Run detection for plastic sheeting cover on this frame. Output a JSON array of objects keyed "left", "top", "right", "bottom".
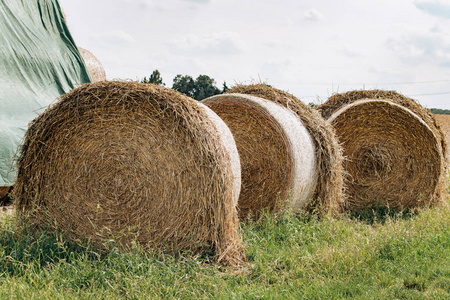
[{"left": 0, "top": 0, "right": 91, "bottom": 185}]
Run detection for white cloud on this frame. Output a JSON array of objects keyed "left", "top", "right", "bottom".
[
  {"left": 59, "top": 0, "right": 450, "bottom": 109},
  {"left": 415, "top": 1, "right": 450, "bottom": 19},
  {"left": 91, "top": 30, "right": 135, "bottom": 45},
  {"left": 340, "top": 45, "right": 363, "bottom": 58},
  {"left": 431, "top": 24, "right": 444, "bottom": 33},
  {"left": 261, "top": 59, "right": 293, "bottom": 82},
  {"left": 169, "top": 32, "right": 246, "bottom": 56},
  {"left": 303, "top": 8, "right": 325, "bottom": 22},
  {"left": 118, "top": 0, "right": 210, "bottom": 11},
  {"left": 386, "top": 29, "right": 450, "bottom": 67},
  {"left": 183, "top": 0, "right": 212, "bottom": 3},
  {"left": 263, "top": 39, "right": 294, "bottom": 50}
]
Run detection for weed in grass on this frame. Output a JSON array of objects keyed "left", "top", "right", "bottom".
[{"left": 403, "top": 278, "right": 426, "bottom": 291}]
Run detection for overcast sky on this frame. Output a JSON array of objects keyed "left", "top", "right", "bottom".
[{"left": 59, "top": 0, "right": 450, "bottom": 109}]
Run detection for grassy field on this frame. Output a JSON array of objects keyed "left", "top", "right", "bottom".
[{"left": 0, "top": 199, "right": 449, "bottom": 299}]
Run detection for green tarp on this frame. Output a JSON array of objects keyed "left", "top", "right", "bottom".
[{"left": 0, "top": 0, "right": 91, "bottom": 186}]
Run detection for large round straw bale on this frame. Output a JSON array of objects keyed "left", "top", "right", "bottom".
[
  {"left": 224, "top": 84, "right": 345, "bottom": 216},
  {"left": 317, "top": 90, "right": 447, "bottom": 211},
  {"left": 14, "top": 81, "right": 243, "bottom": 265},
  {"left": 202, "top": 91, "right": 325, "bottom": 219},
  {"left": 78, "top": 47, "right": 107, "bottom": 82}
]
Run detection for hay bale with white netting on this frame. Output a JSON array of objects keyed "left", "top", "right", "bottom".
[
  {"left": 317, "top": 90, "right": 447, "bottom": 211},
  {"left": 14, "top": 81, "right": 244, "bottom": 265},
  {"left": 78, "top": 47, "right": 106, "bottom": 82},
  {"left": 202, "top": 85, "right": 343, "bottom": 219},
  {"left": 219, "top": 84, "right": 344, "bottom": 217}
]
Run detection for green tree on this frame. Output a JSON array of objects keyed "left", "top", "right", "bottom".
[
  {"left": 430, "top": 108, "right": 450, "bottom": 115},
  {"left": 172, "top": 74, "right": 195, "bottom": 98},
  {"left": 141, "top": 69, "right": 165, "bottom": 86},
  {"left": 194, "top": 75, "right": 221, "bottom": 100},
  {"left": 172, "top": 74, "right": 221, "bottom": 100}
]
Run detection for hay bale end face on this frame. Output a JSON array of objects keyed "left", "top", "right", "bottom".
[
  {"left": 202, "top": 93, "right": 318, "bottom": 219},
  {"left": 14, "top": 81, "right": 243, "bottom": 265},
  {"left": 226, "top": 84, "right": 345, "bottom": 216},
  {"left": 318, "top": 90, "right": 447, "bottom": 211},
  {"left": 78, "top": 47, "right": 107, "bottom": 82}
]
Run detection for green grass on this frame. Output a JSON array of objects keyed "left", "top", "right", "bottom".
[{"left": 0, "top": 201, "right": 449, "bottom": 299}]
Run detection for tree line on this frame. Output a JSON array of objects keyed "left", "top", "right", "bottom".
[
  {"left": 142, "top": 70, "right": 450, "bottom": 114},
  {"left": 430, "top": 108, "right": 450, "bottom": 115},
  {"left": 140, "top": 69, "right": 229, "bottom": 101}
]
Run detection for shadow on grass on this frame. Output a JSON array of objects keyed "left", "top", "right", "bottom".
[
  {"left": 0, "top": 218, "right": 102, "bottom": 277},
  {"left": 0, "top": 214, "right": 214, "bottom": 280},
  {"left": 349, "top": 204, "right": 416, "bottom": 225}
]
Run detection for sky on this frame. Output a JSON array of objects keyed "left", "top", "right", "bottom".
[{"left": 59, "top": 0, "right": 450, "bottom": 109}]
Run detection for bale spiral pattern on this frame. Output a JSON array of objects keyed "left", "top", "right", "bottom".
[
  {"left": 227, "top": 84, "right": 345, "bottom": 216},
  {"left": 203, "top": 93, "right": 318, "bottom": 219},
  {"left": 14, "top": 81, "right": 243, "bottom": 265},
  {"left": 318, "top": 90, "right": 447, "bottom": 211}
]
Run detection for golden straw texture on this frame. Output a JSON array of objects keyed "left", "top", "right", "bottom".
[
  {"left": 78, "top": 47, "right": 107, "bottom": 82},
  {"left": 228, "top": 84, "right": 345, "bottom": 216},
  {"left": 0, "top": 186, "right": 12, "bottom": 205},
  {"left": 14, "top": 81, "right": 244, "bottom": 265},
  {"left": 204, "top": 95, "right": 296, "bottom": 220},
  {"left": 317, "top": 90, "right": 447, "bottom": 211}
]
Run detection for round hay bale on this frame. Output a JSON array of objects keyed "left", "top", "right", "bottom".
[
  {"left": 14, "top": 81, "right": 244, "bottom": 265},
  {"left": 78, "top": 47, "right": 107, "bottom": 82},
  {"left": 202, "top": 93, "right": 320, "bottom": 219},
  {"left": 317, "top": 90, "right": 447, "bottom": 211},
  {"left": 223, "top": 84, "right": 345, "bottom": 216}
]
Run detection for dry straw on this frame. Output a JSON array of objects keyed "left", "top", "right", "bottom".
[
  {"left": 14, "top": 81, "right": 244, "bottom": 265},
  {"left": 203, "top": 84, "right": 344, "bottom": 219},
  {"left": 317, "top": 90, "right": 447, "bottom": 211},
  {"left": 78, "top": 47, "right": 107, "bottom": 82},
  {"left": 0, "top": 186, "right": 12, "bottom": 205},
  {"left": 197, "top": 102, "right": 242, "bottom": 205},
  {"left": 203, "top": 93, "right": 317, "bottom": 219},
  {"left": 0, "top": 187, "right": 9, "bottom": 199}
]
